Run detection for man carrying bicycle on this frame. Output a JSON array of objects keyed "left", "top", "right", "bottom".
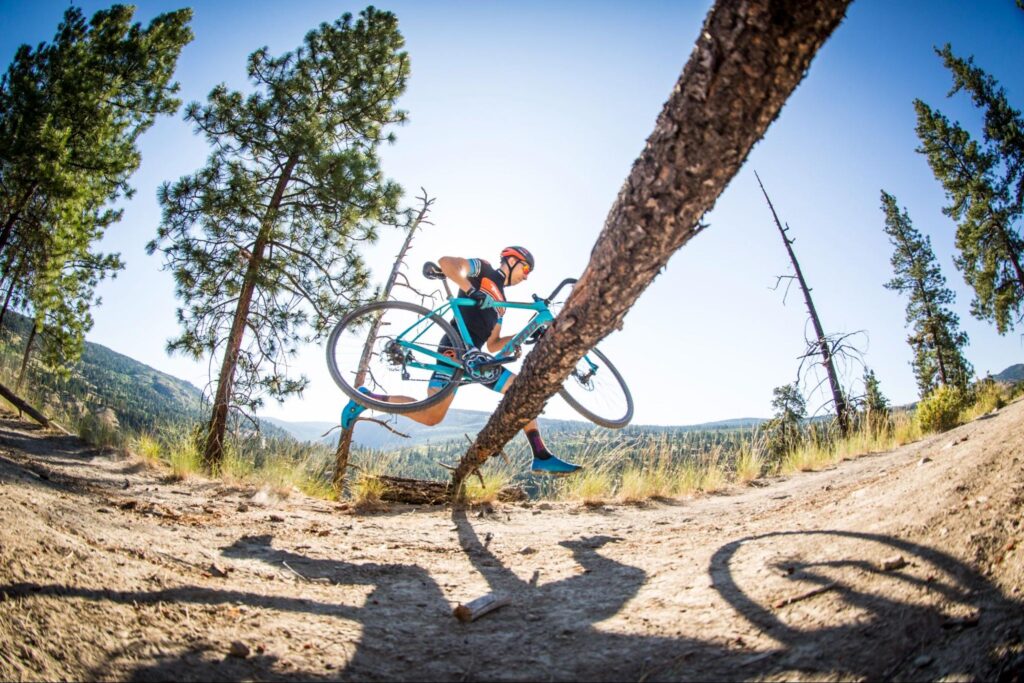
[{"left": 341, "top": 246, "right": 582, "bottom": 476}]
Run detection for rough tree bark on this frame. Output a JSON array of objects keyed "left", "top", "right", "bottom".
[
  {"left": 203, "top": 155, "right": 298, "bottom": 469},
  {"left": 451, "top": 0, "right": 852, "bottom": 498},
  {"left": 756, "top": 172, "right": 850, "bottom": 434},
  {"left": 332, "top": 190, "right": 434, "bottom": 490}
]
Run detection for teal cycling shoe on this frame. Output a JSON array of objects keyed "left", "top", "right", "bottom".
[
  {"left": 531, "top": 453, "right": 582, "bottom": 476},
  {"left": 340, "top": 387, "right": 373, "bottom": 429}
]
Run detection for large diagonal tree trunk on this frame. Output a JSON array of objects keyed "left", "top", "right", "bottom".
[
  {"left": 203, "top": 155, "right": 298, "bottom": 469},
  {"left": 452, "top": 0, "right": 851, "bottom": 497}
]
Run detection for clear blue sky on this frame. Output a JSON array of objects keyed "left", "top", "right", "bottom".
[{"left": 2, "top": 1, "right": 1023, "bottom": 426}]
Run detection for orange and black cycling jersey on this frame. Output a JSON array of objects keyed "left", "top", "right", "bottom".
[{"left": 455, "top": 258, "right": 506, "bottom": 348}]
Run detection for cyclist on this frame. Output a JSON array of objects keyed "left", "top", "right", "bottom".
[{"left": 341, "top": 246, "right": 582, "bottom": 476}]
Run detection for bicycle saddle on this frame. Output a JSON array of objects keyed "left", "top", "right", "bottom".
[{"left": 422, "top": 261, "right": 445, "bottom": 280}]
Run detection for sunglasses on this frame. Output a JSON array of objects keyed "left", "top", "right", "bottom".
[{"left": 518, "top": 260, "right": 531, "bottom": 276}]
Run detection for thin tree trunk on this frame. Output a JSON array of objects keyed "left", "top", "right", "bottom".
[
  {"left": 756, "top": 173, "right": 849, "bottom": 434},
  {"left": 0, "top": 259, "right": 23, "bottom": 332},
  {"left": 333, "top": 192, "right": 434, "bottom": 490},
  {"left": 451, "top": 0, "right": 851, "bottom": 498},
  {"left": 996, "top": 223, "right": 1024, "bottom": 310},
  {"left": 16, "top": 322, "right": 37, "bottom": 392},
  {"left": 203, "top": 155, "right": 299, "bottom": 470},
  {"left": 0, "top": 183, "right": 39, "bottom": 257}
]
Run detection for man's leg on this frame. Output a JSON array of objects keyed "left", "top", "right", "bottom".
[
  {"left": 342, "top": 334, "right": 460, "bottom": 429},
  {"left": 495, "top": 371, "right": 581, "bottom": 475},
  {"left": 341, "top": 384, "right": 458, "bottom": 428}
]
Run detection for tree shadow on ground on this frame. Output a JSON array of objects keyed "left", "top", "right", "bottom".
[
  {"left": 2, "top": 523, "right": 1021, "bottom": 681},
  {"left": 4, "top": 432, "right": 1022, "bottom": 681}
]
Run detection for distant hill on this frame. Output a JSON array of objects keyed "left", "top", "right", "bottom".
[
  {"left": 263, "top": 410, "right": 770, "bottom": 450},
  {"left": 1, "top": 312, "right": 206, "bottom": 431},
  {"left": 0, "top": 312, "right": 290, "bottom": 439},
  {"left": 994, "top": 364, "right": 1024, "bottom": 383}
]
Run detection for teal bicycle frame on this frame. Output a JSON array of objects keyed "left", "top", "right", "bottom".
[{"left": 393, "top": 278, "right": 590, "bottom": 384}]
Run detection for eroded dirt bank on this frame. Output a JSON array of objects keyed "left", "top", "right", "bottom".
[{"left": 1, "top": 400, "right": 1023, "bottom": 681}]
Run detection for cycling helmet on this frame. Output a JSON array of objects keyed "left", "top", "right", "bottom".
[{"left": 501, "top": 246, "right": 535, "bottom": 273}]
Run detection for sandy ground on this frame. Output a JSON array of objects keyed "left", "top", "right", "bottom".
[{"left": 1, "top": 398, "right": 1023, "bottom": 682}]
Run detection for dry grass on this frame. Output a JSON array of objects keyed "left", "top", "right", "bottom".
[
  {"left": 733, "top": 445, "right": 764, "bottom": 485},
  {"left": 561, "top": 468, "right": 616, "bottom": 507},
  {"left": 890, "top": 410, "right": 922, "bottom": 447},
  {"left": 463, "top": 461, "right": 516, "bottom": 504},
  {"left": 167, "top": 439, "right": 203, "bottom": 481},
  {"left": 352, "top": 471, "right": 387, "bottom": 510},
  {"left": 131, "top": 433, "right": 163, "bottom": 467}
]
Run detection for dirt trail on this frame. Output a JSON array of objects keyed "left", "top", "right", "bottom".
[{"left": 1, "top": 399, "right": 1023, "bottom": 681}]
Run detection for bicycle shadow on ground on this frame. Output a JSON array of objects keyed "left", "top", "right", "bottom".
[
  {"left": 4, "top": 438, "right": 1022, "bottom": 683},
  {"left": 3, "top": 523, "right": 1020, "bottom": 681},
  {"left": 707, "top": 529, "right": 1024, "bottom": 680}
]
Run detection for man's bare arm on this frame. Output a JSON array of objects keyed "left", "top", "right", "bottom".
[
  {"left": 438, "top": 256, "right": 473, "bottom": 293},
  {"left": 486, "top": 324, "right": 519, "bottom": 354}
]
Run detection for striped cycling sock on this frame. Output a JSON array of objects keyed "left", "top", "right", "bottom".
[{"left": 526, "top": 429, "right": 550, "bottom": 458}]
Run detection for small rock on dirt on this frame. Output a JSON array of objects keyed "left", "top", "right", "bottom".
[
  {"left": 208, "top": 563, "right": 229, "bottom": 578},
  {"left": 228, "top": 641, "right": 250, "bottom": 658},
  {"left": 518, "top": 546, "right": 537, "bottom": 555},
  {"left": 268, "top": 514, "right": 285, "bottom": 523},
  {"left": 913, "top": 655, "right": 933, "bottom": 668},
  {"left": 880, "top": 555, "right": 907, "bottom": 571},
  {"left": 919, "top": 456, "right": 932, "bottom": 466}
]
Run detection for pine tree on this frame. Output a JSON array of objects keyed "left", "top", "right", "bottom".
[
  {"left": 914, "top": 45, "right": 1024, "bottom": 334},
  {"left": 0, "top": 5, "right": 192, "bottom": 371},
  {"left": 765, "top": 382, "right": 806, "bottom": 458},
  {"left": 880, "top": 190, "right": 973, "bottom": 396},
  {"left": 860, "top": 367, "right": 889, "bottom": 432},
  {"left": 150, "top": 8, "right": 409, "bottom": 469}
]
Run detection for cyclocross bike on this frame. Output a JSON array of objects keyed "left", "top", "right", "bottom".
[{"left": 325, "top": 262, "right": 633, "bottom": 429}]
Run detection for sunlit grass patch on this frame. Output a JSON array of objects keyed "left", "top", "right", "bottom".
[
  {"left": 890, "top": 410, "right": 921, "bottom": 447},
  {"left": 352, "top": 470, "right": 387, "bottom": 510},
  {"left": 780, "top": 441, "right": 835, "bottom": 474},
  {"left": 672, "top": 460, "right": 704, "bottom": 497},
  {"left": 698, "top": 450, "right": 729, "bottom": 493},
  {"left": 733, "top": 445, "right": 764, "bottom": 485},
  {"left": 560, "top": 467, "right": 615, "bottom": 507},
  {"left": 167, "top": 438, "right": 203, "bottom": 481},
  {"left": 463, "top": 461, "right": 515, "bottom": 504},
  {"left": 616, "top": 466, "right": 670, "bottom": 504},
  {"left": 960, "top": 381, "right": 1008, "bottom": 422},
  {"left": 131, "top": 433, "right": 163, "bottom": 467}
]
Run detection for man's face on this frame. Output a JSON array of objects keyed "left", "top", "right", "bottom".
[{"left": 507, "top": 259, "right": 530, "bottom": 286}]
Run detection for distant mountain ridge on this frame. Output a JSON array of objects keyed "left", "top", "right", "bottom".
[
  {"left": 994, "top": 364, "right": 1024, "bottom": 383},
  {"left": 3, "top": 311, "right": 1018, "bottom": 444},
  {"left": 262, "top": 411, "right": 772, "bottom": 450},
  {"left": 2, "top": 312, "right": 205, "bottom": 431}
]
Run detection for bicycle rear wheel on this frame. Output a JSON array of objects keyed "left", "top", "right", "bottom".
[
  {"left": 326, "top": 300, "right": 466, "bottom": 413},
  {"left": 557, "top": 347, "right": 633, "bottom": 428}
]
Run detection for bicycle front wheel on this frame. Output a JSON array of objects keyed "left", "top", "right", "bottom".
[
  {"left": 326, "top": 300, "right": 466, "bottom": 414},
  {"left": 557, "top": 347, "right": 633, "bottom": 428}
]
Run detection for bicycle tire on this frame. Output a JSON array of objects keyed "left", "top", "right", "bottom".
[
  {"left": 326, "top": 300, "right": 467, "bottom": 414},
  {"left": 557, "top": 347, "right": 633, "bottom": 428}
]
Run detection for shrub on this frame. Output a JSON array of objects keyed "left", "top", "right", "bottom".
[{"left": 916, "top": 385, "right": 967, "bottom": 433}]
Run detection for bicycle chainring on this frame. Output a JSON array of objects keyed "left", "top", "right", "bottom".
[{"left": 462, "top": 348, "right": 500, "bottom": 383}]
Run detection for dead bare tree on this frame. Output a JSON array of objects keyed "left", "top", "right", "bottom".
[
  {"left": 756, "top": 172, "right": 851, "bottom": 434},
  {"left": 332, "top": 189, "right": 435, "bottom": 490},
  {"left": 451, "top": 0, "right": 852, "bottom": 498}
]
